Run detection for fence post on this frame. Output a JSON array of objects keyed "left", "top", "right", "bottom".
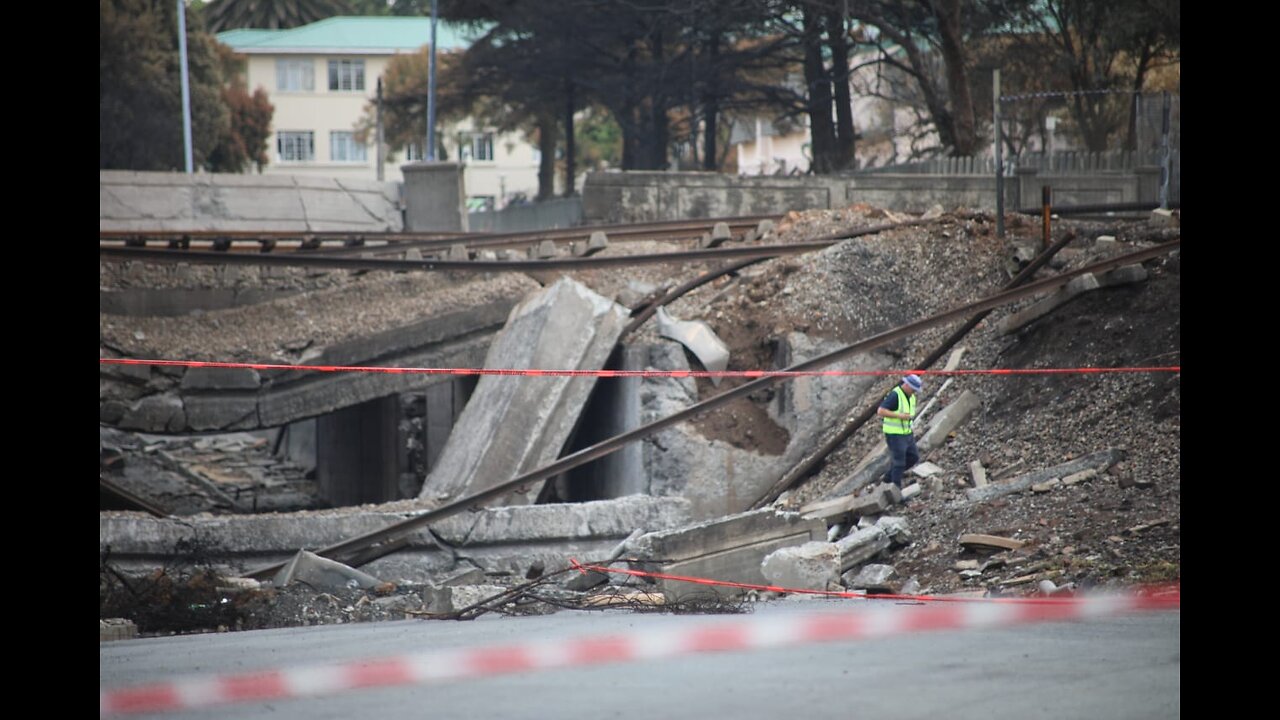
[{"left": 994, "top": 69, "right": 1004, "bottom": 238}]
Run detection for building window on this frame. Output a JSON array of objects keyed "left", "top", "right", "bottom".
[
  {"left": 459, "top": 132, "right": 494, "bottom": 162},
  {"left": 328, "top": 59, "right": 365, "bottom": 92},
  {"left": 276, "top": 59, "right": 314, "bottom": 92},
  {"left": 330, "top": 131, "right": 368, "bottom": 163},
  {"left": 277, "top": 131, "right": 315, "bottom": 162}
]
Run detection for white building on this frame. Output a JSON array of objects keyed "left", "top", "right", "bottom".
[{"left": 217, "top": 17, "right": 540, "bottom": 209}]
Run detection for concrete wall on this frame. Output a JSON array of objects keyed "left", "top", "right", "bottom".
[
  {"left": 583, "top": 171, "right": 845, "bottom": 224},
  {"left": 100, "top": 170, "right": 403, "bottom": 232},
  {"left": 582, "top": 169, "right": 1166, "bottom": 222},
  {"left": 468, "top": 197, "right": 583, "bottom": 233}
]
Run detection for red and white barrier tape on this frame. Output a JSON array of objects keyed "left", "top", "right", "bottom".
[
  {"left": 99, "top": 357, "right": 1180, "bottom": 379},
  {"left": 100, "top": 582, "right": 1178, "bottom": 717}
]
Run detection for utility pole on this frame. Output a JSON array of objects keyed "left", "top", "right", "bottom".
[
  {"left": 993, "top": 69, "right": 1003, "bottom": 238},
  {"left": 376, "top": 77, "right": 385, "bottom": 181}
]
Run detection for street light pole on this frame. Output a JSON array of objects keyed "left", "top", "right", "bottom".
[
  {"left": 427, "top": 0, "right": 438, "bottom": 161},
  {"left": 177, "top": 0, "right": 193, "bottom": 173}
]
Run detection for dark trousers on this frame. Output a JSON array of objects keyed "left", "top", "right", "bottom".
[{"left": 884, "top": 433, "right": 920, "bottom": 488}]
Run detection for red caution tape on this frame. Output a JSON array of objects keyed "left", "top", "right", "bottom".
[
  {"left": 101, "top": 574, "right": 1179, "bottom": 717},
  {"left": 99, "top": 357, "right": 1180, "bottom": 379}
]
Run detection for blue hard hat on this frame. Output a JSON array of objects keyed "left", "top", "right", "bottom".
[{"left": 903, "top": 374, "right": 923, "bottom": 392}]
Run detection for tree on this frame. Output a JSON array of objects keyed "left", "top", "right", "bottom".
[
  {"left": 101, "top": 0, "right": 229, "bottom": 171},
  {"left": 1009, "top": 0, "right": 1180, "bottom": 151},
  {"left": 207, "top": 45, "right": 275, "bottom": 172},
  {"left": 204, "top": 0, "right": 352, "bottom": 32}
]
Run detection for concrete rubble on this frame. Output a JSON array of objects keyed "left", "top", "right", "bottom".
[
  {"left": 418, "top": 277, "right": 630, "bottom": 505},
  {"left": 965, "top": 448, "right": 1126, "bottom": 503},
  {"left": 844, "top": 563, "right": 897, "bottom": 592},
  {"left": 273, "top": 550, "right": 385, "bottom": 591},
  {"left": 760, "top": 541, "right": 842, "bottom": 591},
  {"left": 628, "top": 508, "right": 826, "bottom": 600},
  {"left": 654, "top": 307, "right": 731, "bottom": 383}
]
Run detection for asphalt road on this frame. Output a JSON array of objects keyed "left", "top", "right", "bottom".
[{"left": 100, "top": 597, "right": 1179, "bottom": 719}]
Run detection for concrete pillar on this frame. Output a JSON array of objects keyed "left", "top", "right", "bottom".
[
  {"left": 563, "top": 343, "right": 647, "bottom": 501},
  {"left": 281, "top": 418, "right": 316, "bottom": 475},
  {"left": 402, "top": 162, "right": 468, "bottom": 232},
  {"left": 316, "top": 395, "right": 401, "bottom": 507},
  {"left": 423, "top": 378, "right": 474, "bottom": 474}
]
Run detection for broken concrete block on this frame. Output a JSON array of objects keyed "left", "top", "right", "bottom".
[
  {"left": 953, "top": 560, "right": 981, "bottom": 571},
  {"left": 835, "top": 525, "right": 890, "bottom": 572},
  {"left": 418, "top": 278, "right": 629, "bottom": 505},
  {"left": 899, "top": 577, "right": 921, "bottom": 595},
  {"left": 901, "top": 483, "right": 921, "bottom": 501},
  {"left": 844, "top": 563, "right": 897, "bottom": 592},
  {"left": 1031, "top": 478, "right": 1062, "bottom": 493},
  {"left": 856, "top": 515, "right": 879, "bottom": 530},
  {"left": 922, "top": 204, "right": 945, "bottom": 220},
  {"left": 969, "top": 460, "right": 988, "bottom": 488},
  {"left": 654, "top": 307, "right": 730, "bottom": 383},
  {"left": 630, "top": 509, "right": 826, "bottom": 600},
  {"left": 272, "top": 550, "right": 385, "bottom": 591},
  {"left": 958, "top": 534, "right": 1027, "bottom": 553},
  {"left": 997, "top": 273, "right": 1102, "bottom": 335},
  {"left": 120, "top": 394, "right": 186, "bottom": 433},
  {"left": 876, "top": 516, "right": 912, "bottom": 547},
  {"left": 760, "top": 541, "right": 841, "bottom": 591},
  {"left": 910, "top": 461, "right": 944, "bottom": 478},
  {"left": 425, "top": 584, "right": 507, "bottom": 614},
  {"left": 966, "top": 449, "right": 1125, "bottom": 503},
  {"left": 1095, "top": 235, "right": 1116, "bottom": 244},
  {"left": 1149, "top": 208, "right": 1176, "bottom": 227},
  {"left": 920, "top": 390, "right": 980, "bottom": 449}
]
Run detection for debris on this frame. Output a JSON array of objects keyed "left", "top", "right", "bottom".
[
  {"left": 761, "top": 541, "right": 841, "bottom": 591},
  {"left": 958, "top": 534, "right": 1027, "bottom": 552},
  {"left": 910, "top": 461, "right": 944, "bottom": 478},
  {"left": 654, "top": 307, "right": 730, "bottom": 383},
  {"left": 1031, "top": 478, "right": 1061, "bottom": 493},
  {"left": 844, "top": 564, "right": 897, "bottom": 593},
  {"left": 101, "top": 618, "right": 138, "bottom": 642},
  {"left": 969, "top": 460, "right": 988, "bottom": 488},
  {"left": 272, "top": 550, "right": 385, "bottom": 592}
]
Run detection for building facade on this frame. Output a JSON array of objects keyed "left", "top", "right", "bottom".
[{"left": 217, "top": 17, "right": 539, "bottom": 208}]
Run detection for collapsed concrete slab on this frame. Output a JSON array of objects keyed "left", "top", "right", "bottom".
[
  {"left": 100, "top": 495, "right": 690, "bottom": 584},
  {"left": 643, "top": 332, "right": 891, "bottom": 520},
  {"left": 629, "top": 508, "right": 826, "bottom": 600},
  {"left": 101, "top": 289, "right": 525, "bottom": 433},
  {"left": 418, "top": 278, "right": 630, "bottom": 506},
  {"left": 965, "top": 449, "right": 1126, "bottom": 503}
]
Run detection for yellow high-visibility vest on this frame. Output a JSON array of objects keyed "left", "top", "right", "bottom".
[{"left": 882, "top": 386, "right": 916, "bottom": 435}]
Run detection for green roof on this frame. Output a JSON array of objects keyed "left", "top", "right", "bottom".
[{"left": 216, "top": 16, "right": 479, "bottom": 54}]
